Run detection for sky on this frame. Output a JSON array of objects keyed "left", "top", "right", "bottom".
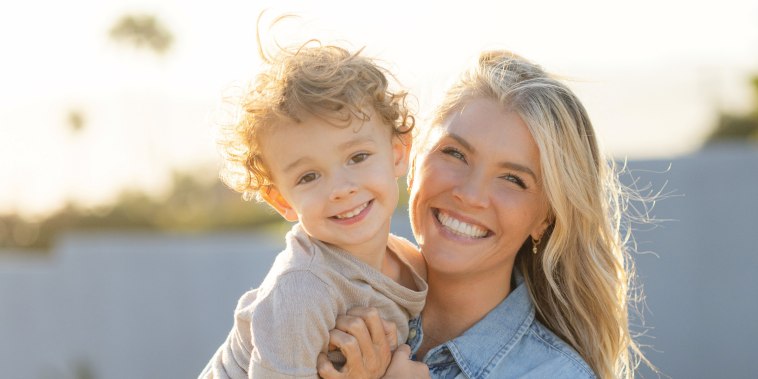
[{"left": 1, "top": 0, "right": 757, "bottom": 217}]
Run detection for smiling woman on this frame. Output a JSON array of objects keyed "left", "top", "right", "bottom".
[
  {"left": 320, "top": 50, "right": 654, "bottom": 379},
  {"left": 409, "top": 99, "right": 551, "bottom": 280}
]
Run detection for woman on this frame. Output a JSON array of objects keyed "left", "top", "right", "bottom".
[{"left": 318, "top": 50, "right": 649, "bottom": 379}]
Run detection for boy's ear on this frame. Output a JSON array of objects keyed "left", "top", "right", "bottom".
[
  {"left": 260, "top": 186, "right": 298, "bottom": 222},
  {"left": 392, "top": 133, "right": 412, "bottom": 177}
]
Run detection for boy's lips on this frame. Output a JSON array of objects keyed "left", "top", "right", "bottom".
[
  {"left": 330, "top": 200, "right": 373, "bottom": 223},
  {"left": 433, "top": 208, "right": 490, "bottom": 239}
]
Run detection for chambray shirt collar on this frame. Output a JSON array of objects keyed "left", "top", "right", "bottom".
[{"left": 424, "top": 271, "right": 535, "bottom": 378}]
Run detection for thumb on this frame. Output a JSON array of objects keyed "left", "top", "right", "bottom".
[
  {"left": 392, "top": 344, "right": 411, "bottom": 360},
  {"left": 317, "top": 352, "right": 341, "bottom": 379}
]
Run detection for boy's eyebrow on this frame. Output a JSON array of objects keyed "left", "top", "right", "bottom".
[
  {"left": 283, "top": 157, "right": 311, "bottom": 174},
  {"left": 444, "top": 132, "right": 537, "bottom": 181},
  {"left": 338, "top": 135, "right": 376, "bottom": 151},
  {"left": 282, "top": 136, "right": 377, "bottom": 173}
]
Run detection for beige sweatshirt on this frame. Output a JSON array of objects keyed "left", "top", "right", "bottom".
[{"left": 199, "top": 223, "right": 427, "bottom": 379}]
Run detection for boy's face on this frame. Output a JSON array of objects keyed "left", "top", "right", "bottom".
[{"left": 260, "top": 113, "right": 410, "bottom": 256}]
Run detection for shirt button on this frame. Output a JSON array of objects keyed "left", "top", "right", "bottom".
[{"left": 408, "top": 328, "right": 417, "bottom": 339}]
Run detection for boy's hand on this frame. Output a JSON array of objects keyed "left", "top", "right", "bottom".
[{"left": 317, "top": 307, "right": 397, "bottom": 379}]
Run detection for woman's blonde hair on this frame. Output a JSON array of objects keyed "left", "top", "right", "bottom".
[
  {"left": 217, "top": 38, "right": 414, "bottom": 201},
  {"left": 426, "top": 50, "right": 650, "bottom": 378}
]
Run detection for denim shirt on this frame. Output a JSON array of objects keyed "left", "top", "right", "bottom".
[{"left": 407, "top": 272, "right": 596, "bottom": 379}]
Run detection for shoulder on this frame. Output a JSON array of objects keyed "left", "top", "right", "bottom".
[
  {"left": 261, "top": 225, "right": 333, "bottom": 284},
  {"left": 387, "top": 234, "right": 427, "bottom": 281},
  {"left": 518, "top": 320, "right": 596, "bottom": 378},
  {"left": 258, "top": 269, "right": 337, "bottom": 307}
]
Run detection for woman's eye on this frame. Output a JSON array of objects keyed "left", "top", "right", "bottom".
[
  {"left": 297, "top": 172, "right": 319, "bottom": 185},
  {"left": 350, "top": 153, "right": 370, "bottom": 164},
  {"left": 441, "top": 147, "right": 466, "bottom": 162},
  {"left": 501, "top": 174, "right": 527, "bottom": 189}
]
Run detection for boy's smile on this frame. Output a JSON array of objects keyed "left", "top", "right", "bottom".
[
  {"left": 259, "top": 112, "right": 410, "bottom": 267},
  {"left": 330, "top": 199, "right": 372, "bottom": 222}
]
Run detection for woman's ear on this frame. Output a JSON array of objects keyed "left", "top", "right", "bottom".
[
  {"left": 530, "top": 217, "right": 553, "bottom": 241},
  {"left": 260, "top": 186, "right": 298, "bottom": 222},
  {"left": 392, "top": 133, "right": 412, "bottom": 177}
]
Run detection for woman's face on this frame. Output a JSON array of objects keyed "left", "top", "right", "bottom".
[{"left": 409, "top": 97, "right": 551, "bottom": 279}]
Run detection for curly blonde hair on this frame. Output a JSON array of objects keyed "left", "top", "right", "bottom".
[
  {"left": 422, "top": 50, "right": 652, "bottom": 378},
  {"left": 218, "top": 41, "right": 415, "bottom": 201}
]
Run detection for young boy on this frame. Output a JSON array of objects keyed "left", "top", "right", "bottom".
[{"left": 199, "top": 42, "right": 427, "bottom": 378}]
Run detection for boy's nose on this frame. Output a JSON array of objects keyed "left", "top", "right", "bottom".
[{"left": 329, "top": 178, "right": 358, "bottom": 201}]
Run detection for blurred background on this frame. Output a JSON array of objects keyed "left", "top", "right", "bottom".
[{"left": 1, "top": 0, "right": 757, "bottom": 378}]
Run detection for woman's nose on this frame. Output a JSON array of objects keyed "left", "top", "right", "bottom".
[{"left": 452, "top": 173, "right": 489, "bottom": 208}]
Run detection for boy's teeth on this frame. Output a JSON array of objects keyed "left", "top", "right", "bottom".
[
  {"left": 437, "top": 210, "right": 488, "bottom": 238},
  {"left": 335, "top": 202, "right": 368, "bottom": 219}
]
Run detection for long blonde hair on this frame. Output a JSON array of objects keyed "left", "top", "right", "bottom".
[{"left": 428, "top": 50, "right": 650, "bottom": 378}]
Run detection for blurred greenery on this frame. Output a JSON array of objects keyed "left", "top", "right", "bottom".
[
  {"left": 704, "top": 75, "right": 758, "bottom": 144},
  {"left": 67, "top": 109, "right": 86, "bottom": 133},
  {"left": 0, "top": 171, "right": 283, "bottom": 251},
  {"left": 109, "top": 14, "right": 173, "bottom": 54}
]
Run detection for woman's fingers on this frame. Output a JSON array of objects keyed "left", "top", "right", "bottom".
[
  {"left": 330, "top": 308, "right": 395, "bottom": 379},
  {"left": 317, "top": 352, "right": 341, "bottom": 379},
  {"left": 384, "top": 344, "right": 431, "bottom": 379},
  {"left": 381, "top": 318, "right": 399, "bottom": 351},
  {"left": 328, "top": 328, "right": 362, "bottom": 368},
  {"left": 346, "top": 307, "right": 386, "bottom": 347},
  {"left": 345, "top": 307, "right": 393, "bottom": 375},
  {"left": 324, "top": 329, "right": 378, "bottom": 379},
  {"left": 334, "top": 313, "right": 374, "bottom": 362}
]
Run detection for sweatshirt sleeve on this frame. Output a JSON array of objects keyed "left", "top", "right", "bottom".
[{"left": 248, "top": 270, "right": 338, "bottom": 378}]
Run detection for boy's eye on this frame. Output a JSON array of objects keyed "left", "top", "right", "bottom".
[
  {"left": 349, "top": 153, "right": 370, "bottom": 164},
  {"left": 296, "top": 172, "right": 319, "bottom": 185},
  {"left": 442, "top": 147, "right": 466, "bottom": 162}
]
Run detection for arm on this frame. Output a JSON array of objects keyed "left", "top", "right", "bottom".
[
  {"left": 316, "top": 307, "right": 430, "bottom": 379},
  {"left": 249, "top": 272, "right": 337, "bottom": 378}
]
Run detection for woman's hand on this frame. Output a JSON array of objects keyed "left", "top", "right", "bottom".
[
  {"left": 316, "top": 307, "right": 397, "bottom": 379},
  {"left": 317, "top": 307, "right": 429, "bottom": 379},
  {"left": 383, "top": 344, "right": 430, "bottom": 379}
]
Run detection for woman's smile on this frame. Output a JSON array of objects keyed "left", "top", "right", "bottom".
[{"left": 433, "top": 208, "right": 490, "bottom": 239}]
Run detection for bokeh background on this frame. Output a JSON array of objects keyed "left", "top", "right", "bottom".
[{"left": 1, "top": 0, "right": 757, "bottom": 378}]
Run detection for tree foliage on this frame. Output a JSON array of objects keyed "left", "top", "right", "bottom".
[
  {"left": 109, "top": 14, "right": 173, "bottom": 54},
  {"left": 705, "top": 75, "right": 758, "bottom": 144},
  {"left": 0, "top": 172, "right": 282, "bottom": 251}
]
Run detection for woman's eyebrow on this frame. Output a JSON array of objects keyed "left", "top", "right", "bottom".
[
  {"left": 498, "top": 162, "right": 537, "bottom": 181},
  {"left": 445, "top": 132, "right": 474, "bottom": 152},
  {"left": 445, "top": 132, "right": 537, "bottom": 181}
]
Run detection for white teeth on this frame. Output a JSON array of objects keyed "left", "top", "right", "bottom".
[
  {"left": 437, "top": 210, "right": 488, "bottom": 238},
  {"left": 335, "top": 202, "right": 368, "bottom": 219}
]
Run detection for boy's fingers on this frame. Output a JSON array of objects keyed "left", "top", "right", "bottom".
[{"left": 317, "top": 352, "right": 341, "bottom": 379}]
